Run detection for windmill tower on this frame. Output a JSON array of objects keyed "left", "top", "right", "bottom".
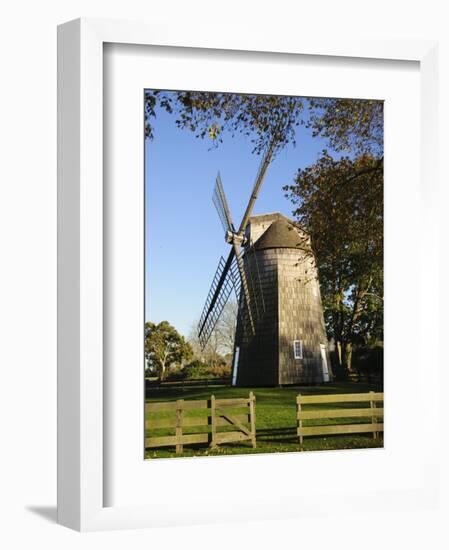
[{"left": 198, "top": 144, "right": 332, "bottom": 386}]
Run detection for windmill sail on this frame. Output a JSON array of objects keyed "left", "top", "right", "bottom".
[
  {"left": 198, "top": 250, "right": 239, "bottom": 348},
  {"left": 237, "top": 141, "right": 276, "bottom": 234},
  {"left": 212, "top": 173, "right": 234, "bottom": 233},
  {"left": 233, "top": 241, "right": 267, "bottom": 344},
  {"left": 198, "top": 137, "right": 277, "bottom": 350},
  {"left": 243, "top": 239, "right": 266, "bottom": 322}
]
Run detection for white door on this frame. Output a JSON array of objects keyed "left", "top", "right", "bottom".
[
  {"left": 232, "top": 347, "right": 240, "bottom": 386},
  {"left": 320, "top": 344, "right": 330, "bottom": 382}
]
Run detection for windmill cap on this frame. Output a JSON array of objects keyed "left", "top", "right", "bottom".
[{"left": 253, "top": 217, "right": 311, "bottom": 251}]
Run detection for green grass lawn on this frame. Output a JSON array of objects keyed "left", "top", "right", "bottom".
[{"left": 145, "top": 382, "right": 383, "bottom": 459}]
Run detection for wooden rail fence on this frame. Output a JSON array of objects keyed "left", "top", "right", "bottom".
[
  {"left": 145, "top": 392, "right": 256, "bottom": 453},
  {"left": 296, "top": 391, "right": 384, "bottom": 444}
]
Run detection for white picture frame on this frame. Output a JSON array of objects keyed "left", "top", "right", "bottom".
[{"left": 57, "top": 17, "right": 440, "bottom": 531}]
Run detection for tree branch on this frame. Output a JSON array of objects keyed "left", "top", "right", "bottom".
[{"left": 344, "top": 157, "right": 383, "bottom": 184}]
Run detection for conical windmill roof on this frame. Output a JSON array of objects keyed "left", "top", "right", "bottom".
[{"left": 254, "top": 218, "right": 311, "bottom": 251}]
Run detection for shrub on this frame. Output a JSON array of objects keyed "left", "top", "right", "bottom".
[
  {"left": 181, "top": 360, "right": 231, "bottom": 380},
  {"left": 183, "top": 360, "right": 212, "bottom": 379},
  {"left": 165, "top": 365, "right": 187, "bottom": 381},
  {"left": 210, "top": 363, "right": 232, "bottom": 378}
]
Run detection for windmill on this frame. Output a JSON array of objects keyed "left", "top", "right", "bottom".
[{"left": 198, "top": 143, "right": 332, "bottom": 387}]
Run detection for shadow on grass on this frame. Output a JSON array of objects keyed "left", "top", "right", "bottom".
[{"left": 256, "top": 426, "right": 298, "bottom": 443}]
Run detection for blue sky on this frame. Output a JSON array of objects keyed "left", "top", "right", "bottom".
[{"left": 145, "top": 94, "right": 329, "bottom": 338}]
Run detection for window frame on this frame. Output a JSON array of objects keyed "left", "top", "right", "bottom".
[{"left": 293, "top": 340, "right": 303, "bottom": 360}]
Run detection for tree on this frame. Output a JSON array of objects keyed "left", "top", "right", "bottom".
[
  {"left": 284, "top": 153, "right": 383, "bottom": 373},
  {"left": 144, "top": 90, "right": 383, "bottom": 157},
  {"left": 212, "top": 300, "right": 238, "bottom": 358},
  {"left": 188, "top": 300, "right": 238, "bottom": 366},
  {"left": 187, "top": 324, "right": 222, "bottom": 367},
  {"left": 144, "top": 321, "right": 193, "bottom": 380}
]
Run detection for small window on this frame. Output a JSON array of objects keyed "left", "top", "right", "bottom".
[{"left": 293, "top": 340, "right": 303, "bottom": 359}]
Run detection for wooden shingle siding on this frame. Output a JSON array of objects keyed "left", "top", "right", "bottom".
[{"left": 234, "top": 213, "right": 331, "bottom": 386}]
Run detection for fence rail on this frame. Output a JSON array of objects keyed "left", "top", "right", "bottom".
[
  {"left": 145, "top": 392, "right": 256, "bottom": 453},
  {"left": 296, "top": 391, "right": 384, "bottom": 444}
]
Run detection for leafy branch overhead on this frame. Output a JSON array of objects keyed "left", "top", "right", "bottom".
[
  {"left": 307, "top": 98, "right": 383, "bottom": 155},
  {"left": 144, "top": 90, "right": 383, "bottom": 156}
]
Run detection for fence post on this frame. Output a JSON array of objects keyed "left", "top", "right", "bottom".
[
  {"left": 176, "top": 399, "right": 184, "bottom": 453},
  {"left": 369, "top": 391, "right": 378, "bottom": 440},
  {"left": 297, "top": 395, "right": 303, "bottom": 445},
  {"left": 249, "top": 391, "right": 256, "bottom": 448},
  {"left": 210, "top": 394, "right": 217, "bottom": 448}
]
